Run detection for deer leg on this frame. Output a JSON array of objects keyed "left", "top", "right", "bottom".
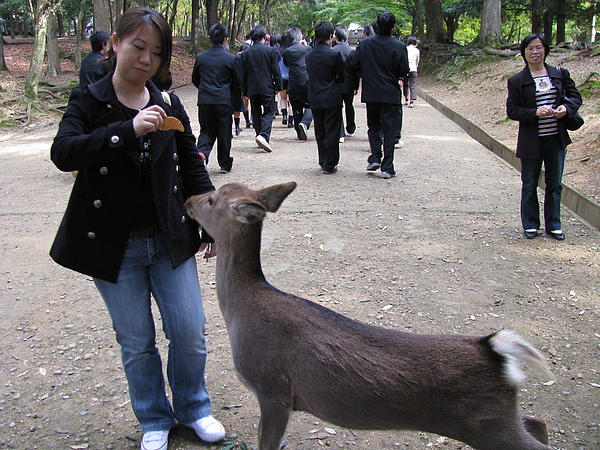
[
  {"left": 257, "top": 398, "right": 292, "bottom": 450},
  {"left": 523, "top": 415, "right": 549, "bottom": 445},
  {"left": 468, "top": 416, "right": 553, "bottom": 450}
]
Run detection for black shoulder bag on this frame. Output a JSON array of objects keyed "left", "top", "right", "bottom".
[{"left": 559, "top": 67, "right": 584, "bottom": 131}]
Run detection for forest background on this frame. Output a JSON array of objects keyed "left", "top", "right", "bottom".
[{"left": 0, "top": 0, "right": 598, "bottom": 197}]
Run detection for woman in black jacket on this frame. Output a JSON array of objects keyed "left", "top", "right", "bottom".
[
  {"left": 50, "top": 8, "right": 225, "bottom": 450},
  {"left": 506, "top": 33, "right": 582, "bottom": 240}
]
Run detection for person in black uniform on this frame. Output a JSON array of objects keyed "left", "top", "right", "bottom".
[
  {"left": 349, "top": 11, "right": 408, "bottom": 179},
  {"left": 192, "top": 23, "right": 240, "bottom": 173},
  {"left": 282, "top": 27, "right": 313, "bottom": 141},
  {"left": 305, "top": 21, "right": 345, "bottom": 174},
  {"left": 332, "top": 25, "right": 357, "bottom": 141},
  {"left": 79, "top": 30, "right": 109, "bottom": 88},
  {"left": 239, "top": 25, "right": 282, "bottom": 153}
]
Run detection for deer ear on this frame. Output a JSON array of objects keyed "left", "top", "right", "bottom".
[
  {"left": 257, "top": 182, "right": 297, "bottom": 213},
  {"left": 234, "top": 202, "right": 267, "bottom": 224}
]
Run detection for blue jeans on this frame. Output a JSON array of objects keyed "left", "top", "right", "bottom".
[
  {"left": 520, "top": 135, "right": 566, "bottom": 232},
  {"left": 94, "top": 235, "right": 211, "bottom": 433}
]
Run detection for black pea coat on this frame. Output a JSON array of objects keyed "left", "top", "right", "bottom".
[
  {"left": 192, "top": 44, "right": 240, "bottom": 106},
  {"left": 305, "top": 43, "right": 345, "bottom": 110},
  {"left": 50, "top": 73, "right": 214, "bottom": 283},
  {"left": 239, "top": 41, "right": 282, "bottom": 97},
  {"left": 349, "top": 35, "right": 409, "bottom": 104},
  {"left": 281, "top": 43, "right": 311, "bottom": 95},
  {"left": 331, "top": 41, "right": 355, "bottom": 94},
  {"left": 506, "top": 64, "right": 582, "bottom": 159}
]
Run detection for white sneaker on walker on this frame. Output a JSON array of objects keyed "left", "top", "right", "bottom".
[
  {"left": 141, "top": 430, "right": 169, "bottom": 450},
  {"left": 186, "top": 415, "right": 226, "bottom": 443}
]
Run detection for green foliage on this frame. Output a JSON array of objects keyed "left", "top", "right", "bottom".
[{"left": 579, "top": 79, "right": 600, "bottom": 100}]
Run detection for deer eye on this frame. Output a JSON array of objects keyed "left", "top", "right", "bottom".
[{"left": 207, "top": 195, "right": 214, "bottom": 206}]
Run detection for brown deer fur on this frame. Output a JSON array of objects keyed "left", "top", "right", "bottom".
[{"left": 185, "top": 182, "right": 555, "bottom": 450}]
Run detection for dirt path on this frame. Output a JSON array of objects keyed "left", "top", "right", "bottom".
[{"left": 1, "top": 85, "right": 599, "bottom": 450}]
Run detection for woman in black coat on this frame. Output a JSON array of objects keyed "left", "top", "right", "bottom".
[
  {"left": 50, "top": 8, "right": 225, "bottom": 450},
  {"left": 506, "top": 33, "right": 582, "bottom": 240}
]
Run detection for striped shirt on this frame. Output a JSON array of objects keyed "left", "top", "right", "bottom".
[{"left": 534, "top": 76, "right": 559, "bottom": 136}]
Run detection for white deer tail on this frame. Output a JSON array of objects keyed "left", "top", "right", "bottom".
[{"left": 488, "top": 330, "right": 555, "bottom": 387}]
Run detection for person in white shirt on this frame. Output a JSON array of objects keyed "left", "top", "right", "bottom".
[{"left": 403, "top": 36, "right": 420, "bottom": 108}]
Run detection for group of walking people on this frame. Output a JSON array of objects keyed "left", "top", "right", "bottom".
[
  {"left": 192, "top": 12, "right": 420, "bottom": 179},
  {"left": 50, "top": 5, "right": 581, "bottom": 450}
]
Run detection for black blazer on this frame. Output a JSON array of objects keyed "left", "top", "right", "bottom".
[
  {"left": 192, "top": 44, "right": 240, "bottom": 106},
  {"left": 282, "top": 43, "right": 311, "bottom": 95},
  {"left": 305, "top": 43, "right": 344, "bottom": 109},
  {"left": 506, "top": 64, "right": 582, "bottom": 159},
  {"left": 331, "top": 41, "right": 355, "bottom": 94},
  {"left": 350, "top": 35, "right": 408, "bottom": 104},
  {"left": 79, "top": 51, "right": 108, "bottom": 89},
  {"left": 50, "top": 73, "right": 214, "bottom": 283},
  {"left": 239, "top": 41, "right": 282, "bottom": 97}
]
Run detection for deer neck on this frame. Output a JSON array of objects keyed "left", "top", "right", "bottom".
[{"left": 215, "top": 222, "right": 267, "bottom": 292}]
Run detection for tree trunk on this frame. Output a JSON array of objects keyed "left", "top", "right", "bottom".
[
  {"left": 531, "top": 0, "right": 544, "bottom": 33},
  {"left": 168, "top": 0, "right": 179, "bottom": 30},
  {"left": 445, "top": 16, "right": 458, "bottom": 43},
  {"left": 45, "top": 11, "right": 61, "bottom": 77},
  {"left": 477, "top": 0, "right": 502, "bottom": 46},
  {"left": 0, "top": 36, "right": 7, "bottom": 71},
  {"left": 555, "top": 0, "right": 566, "bottom": 44},
  {"left": 423, "top": 0, "right": 446, "bottom": 43},
  {"left": 93, "top": 0, "right": 111, "bottom": 34},
  {"left": 543, "top": 10, "right": 553, "bottom": 43},
  {"left": 74, "top": 8, "right": 84, "bottom": 71},
  {"left": 56, "top": 11, "right": 65, "bottom": 36},
  {"left": 190, "top": 0, "right": 200, "bottom": 54},
  {"left": 114, "top": 0, "right": 123, "bottom": 30},
  {"left": 25, "top": 5, "right": 50, "bottom": 100},
  {"left": 205, "top": 0, "right": 219, "bottom": 31},
  {"left": 413, "top": 0, "right": 425, "bottom": 39}
]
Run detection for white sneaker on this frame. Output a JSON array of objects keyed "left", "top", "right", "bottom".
[
  {"left": 345, "top": 132, "right": 354, "bottom": 137},
  {"left": 298, "top": 122, "right": 308, "bottom": 141},
  {"left": 186, "top": 415, "right": 226, "bottom": 443},
  {"left": 141, "top": 430, "right": 169, "bottom": 450},
  {"left": 339, "top": 137, "right": 345, "bottom": 143},
  {"left": 395, "top": 140, "right": 404, "bottom": 148},
  {"left": 255, "top": 135, "right": 273, "bottom": 153}
]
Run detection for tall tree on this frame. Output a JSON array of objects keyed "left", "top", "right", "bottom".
[
  {"left": 93, "top": 0, "right": 111, "bottom": 33},
  {"left": 555, "top": 0, "right": 566, "bottom": 43},
  {"left": 531, "top": 0, "right": 544, "bottom": 33},
  {"left": 414, "top": 0, "right": 425, "bottom": 38},
  {"left": 0, "top": 36, "right": 7, "bottom": 71},
  {"left": 477, "top": 0, "right": 502, "bottom": 46},
  {"left": 424, "top": 0, "right": 446, "bottom": 43},
  {"left": 205, "top": 0, "right": 219, "bottom": 30},
  {"left": 45, "top": 11, "right": 61, "bottom": 77},
  {"left": 24, "top": 0, "right": 64, "bottom": 101},
  {"left": 190, "top": 0, "right": 200, "bottom": 54}
]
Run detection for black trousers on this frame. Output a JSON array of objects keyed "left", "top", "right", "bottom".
[
  {"left": 249, "top": 93, "right": 276, "bottom": 142},
  {"left": 341, "top": 91, "right": 356, "bottom": 135},
  {"left": 197, "top": 103, "right": 233, "bottom": 171},
  {"left": 313, "top": 107, "right": 342, "bottom": 172},
  {"left": 366, "top": 102, "right": 400, "bottom": 175},
  {"left": 289, "top": 91, "right": 313, "bottom": 137}
]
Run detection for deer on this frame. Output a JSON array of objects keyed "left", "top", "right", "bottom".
[{"left": 185, "top": 181, "right": 555, "bottom": 450}]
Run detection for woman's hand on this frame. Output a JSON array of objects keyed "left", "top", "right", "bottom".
[
  {"left": 535, "top": 105, "right": 554, "bottom": 117},
  {"left": 133, "top": 105, "right": 167, "bottom": 137},
  {"left": 553, "top": 105, "right": 567, "bottom": 119}
]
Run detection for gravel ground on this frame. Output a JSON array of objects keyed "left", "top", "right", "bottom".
[{"left": 1, "top": 84, "right": 599, "bottom": 450}]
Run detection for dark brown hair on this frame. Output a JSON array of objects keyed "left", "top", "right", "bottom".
[{"left": 107, "top": 7, "right": 172, "bottom": 82}]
